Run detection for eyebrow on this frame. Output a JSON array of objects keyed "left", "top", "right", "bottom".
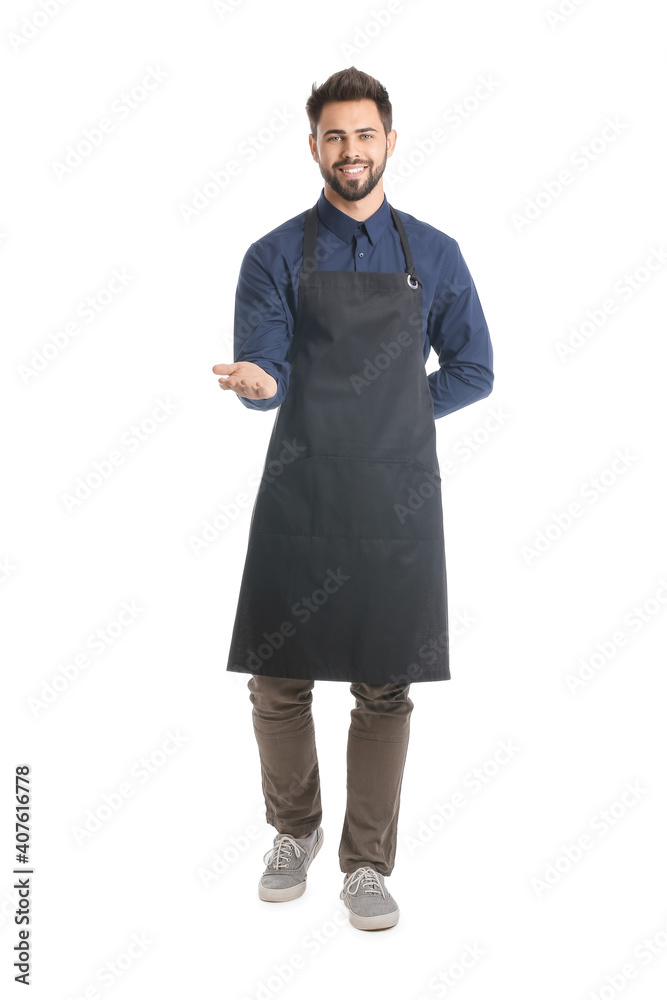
[{"left": 321, "top": 126, "right": 378, "bottom": 136}]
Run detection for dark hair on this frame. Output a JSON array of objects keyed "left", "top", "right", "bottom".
[{"left": 305, "top": 66, "right": 392, "bottom": 138}]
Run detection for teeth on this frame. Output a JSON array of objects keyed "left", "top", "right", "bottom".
[{"left": 342, "top": 167, "right": 364, "bottom": 173}]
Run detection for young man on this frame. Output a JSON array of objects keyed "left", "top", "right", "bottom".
[{"left": 212, "top": 67, "right": 493, "bottom": 930}]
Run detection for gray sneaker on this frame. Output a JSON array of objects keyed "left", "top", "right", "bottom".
[
  {"left": 258, "top": 827, "right": 324, "bottom": 902},
  {"left": 340, "top": 866, "right": 400, "bottom": 930}
]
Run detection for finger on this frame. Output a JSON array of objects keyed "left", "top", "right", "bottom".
[
  {"left": 234, "top": 378, "right": 255, "bottom": 389},
  {"left": 239, "top": 384, "right": 265, "bottom": 398},
  {"left": 212, "top": 363, "right": 236, "bottom": 374},
  {"left": 218, "top": 376, "right": 250, "bottom": 388},
  {"left": 219, "top": 375, "right": 265, "bottom": 399},
  {"left": 221, "top": 377, "right": 251, "bottom": 397}
]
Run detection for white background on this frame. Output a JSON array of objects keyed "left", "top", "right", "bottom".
[{"left": 2, "top": 0, "right": 666, "bottom": 997}]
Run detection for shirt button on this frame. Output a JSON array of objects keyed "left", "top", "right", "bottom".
[{"left": 358, "top": 252, "right": 364, "bottom": 257}]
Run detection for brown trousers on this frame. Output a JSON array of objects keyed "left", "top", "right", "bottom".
[{"left": 247, "top": 675, "right": 413, "bottom": 876}]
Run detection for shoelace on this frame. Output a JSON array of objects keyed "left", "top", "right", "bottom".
[
  {"left": 263, "top": 835, "right": 306, "bottom": 870},
  {"left": 341, "top": 866, "right": 386, "bottom": 898}
]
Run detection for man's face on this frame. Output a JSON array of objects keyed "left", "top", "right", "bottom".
[{"left": 310, "top": 99, "right": 395, "bottom": 202}]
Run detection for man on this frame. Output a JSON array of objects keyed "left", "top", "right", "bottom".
[{"left": 212, "top": 67, "right": 493, "bottom": 930}]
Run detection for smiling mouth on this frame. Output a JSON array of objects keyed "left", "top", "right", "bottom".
[{"left": 338, "top": 164, "right": 368, "bottom": 177}]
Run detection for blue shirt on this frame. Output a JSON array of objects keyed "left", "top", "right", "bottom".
[{"left": 233, "top": 188, "right": 493, "bottom": 419}]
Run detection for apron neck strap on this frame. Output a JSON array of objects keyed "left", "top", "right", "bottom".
[{"left": 302, "top": 202, "right": 422, "bottom": 286}]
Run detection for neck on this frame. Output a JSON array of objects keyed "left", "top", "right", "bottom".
[{"left": 322, "top": 182, "right": 385, "bottom": 222}]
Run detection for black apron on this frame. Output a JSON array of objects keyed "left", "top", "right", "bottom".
[{"left": 226, "top": 201, "right": 449, "bottom": 684}]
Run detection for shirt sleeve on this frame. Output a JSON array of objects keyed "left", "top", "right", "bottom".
[
  {"left": 426, "top": 239, "right": 494, "bottom": 420},
  {"left": 233, "top": 241, "right": 292, "bottom": 411}
]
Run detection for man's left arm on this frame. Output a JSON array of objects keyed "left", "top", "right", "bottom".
[{"left": 427, "top": 239, "right": 494, "bottom": 419}]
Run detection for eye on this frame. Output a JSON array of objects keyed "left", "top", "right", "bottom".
[{"left": 326, "top": 134, "right": 375, "bottom": 141}]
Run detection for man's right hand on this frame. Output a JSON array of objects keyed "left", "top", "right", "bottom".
[{"left": 212, "top": 361, "right": 277, "bottom": 400}]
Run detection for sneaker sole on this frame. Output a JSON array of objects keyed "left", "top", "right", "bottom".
[
  {"left": 258, "top": 829, "right": 324, "bottom": 902},
  {"left": 342, "top": 895, "right": 400, "bottom": 930}
]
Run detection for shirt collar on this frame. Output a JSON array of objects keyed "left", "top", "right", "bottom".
[{"left": 316, "top": 187, "right": 391, "bottom": 247}]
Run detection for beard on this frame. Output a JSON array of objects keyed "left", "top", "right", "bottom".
[{"left": 318, "top": 148, "right": 388, "bottom": 202}]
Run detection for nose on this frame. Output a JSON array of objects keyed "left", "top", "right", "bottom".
[
  {"left": 339, "top": 150, "right": 366, "bottom": 164},
  {"left": 338, "top": 138, "right": 365, "bottom": 160}
]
